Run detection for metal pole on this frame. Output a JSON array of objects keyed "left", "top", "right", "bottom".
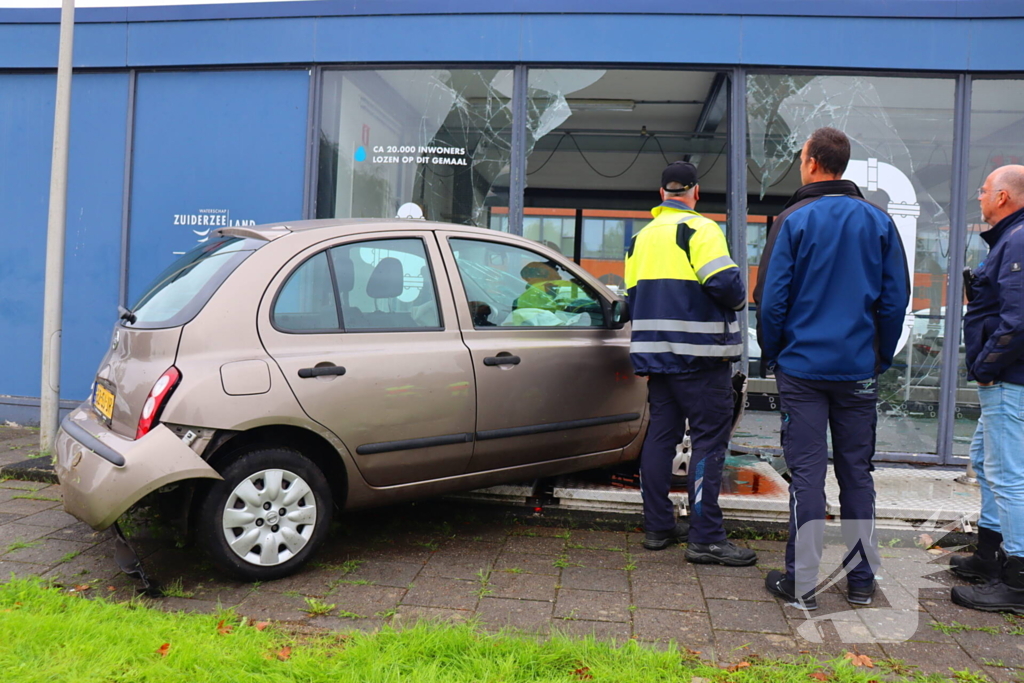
[
  {"left": 40, "top": 0, "right": 76, "bottom": 452},
  {"left": 937, "top": 74, "right": 972, "bottom": 465},
  {"left": 727, "top": 67, "right": 749, "bottom": 377},
  {"left": 508, "top": 65, "right": 528, "bottom": 236}
]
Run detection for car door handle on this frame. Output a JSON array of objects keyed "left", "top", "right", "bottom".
[
  {"left": 483, "top": 355, "right": 521, "bottom": 366},
  {"left": 297, "top": 365, "right": 347, "bottom": 378}
]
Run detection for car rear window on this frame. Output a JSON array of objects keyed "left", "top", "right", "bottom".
[{"left": 127, "top": 237, "right": 262, "bottom": 329}]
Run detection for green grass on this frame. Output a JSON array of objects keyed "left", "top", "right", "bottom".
[
  {"left": 58, "top": 551, "right": 80, "bottom": 564},
  {"left": 161, "top": 579, "right": 196, "bottom": 599},
  {"left": 0, "top": 578, "right": 995, "bottom": 683},
  {"left": 4, "top": 539, "right": 39, "bottom": 554},
  {"left": 302, "top": 597, "right": 336, "bottom": 617},
  {"left": 11, "top": 494, "right": 60, "bottom": 502}
]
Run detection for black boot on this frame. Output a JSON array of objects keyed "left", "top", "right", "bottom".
[
  {"left": 951, "top": 554, "right": 1024, "bottom": 615},
  {"left": 949, "top": 526, "right": 1003, "bottom": 583}
]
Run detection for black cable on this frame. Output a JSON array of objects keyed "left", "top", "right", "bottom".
[{"left": 525, "top": 133, "right": 568, "bottom": 176}]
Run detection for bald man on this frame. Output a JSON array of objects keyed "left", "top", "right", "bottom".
[{"left": 953, "top": 165, "right": 1024, "bottom": 615}]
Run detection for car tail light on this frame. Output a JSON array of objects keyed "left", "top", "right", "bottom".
[{"left": 137, "top": 366, "right": 181, "bottom": 439}]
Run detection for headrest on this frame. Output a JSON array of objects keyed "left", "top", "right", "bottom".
[
  {"left": 366, "top": 257, "right": 404, "bottom": 299},
  {"left": 333, "top": 252, "right": 355, "bottom": 293}
]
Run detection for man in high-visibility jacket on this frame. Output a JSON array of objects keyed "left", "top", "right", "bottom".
[{"left": 625, "top": 161, "right": 756, "bottom": 567}]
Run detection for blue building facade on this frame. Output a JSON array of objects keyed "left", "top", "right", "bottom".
[{"left": 2, "top": 1, "right": 1023, "bottom": 463}]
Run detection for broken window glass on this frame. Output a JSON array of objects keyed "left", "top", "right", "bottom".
[{"left": 743, "top": 74, "right": 956, "bottom": 457}]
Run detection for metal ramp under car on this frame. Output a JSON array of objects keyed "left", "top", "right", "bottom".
[{"left": 451, "top": 462, "right": 981, "bottom": 531}]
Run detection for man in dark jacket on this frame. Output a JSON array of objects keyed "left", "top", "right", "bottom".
[
  {"left": 753, "top": 128, "right": 910, "bottom": 610},
  {"left": 952, "top": 165, "right": 1024, "bottom": 615}
]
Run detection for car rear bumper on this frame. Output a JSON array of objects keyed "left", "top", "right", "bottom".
[{"left": 55, "top": 404, "right": 222, "bottom": 530}]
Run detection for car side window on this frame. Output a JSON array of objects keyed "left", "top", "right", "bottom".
[
  {"left": 449, "top": 238, "right": 606, "bottom": 328},
  {"left": 328, "top": 238, "right": 441, "bottom": 330},
  {"left": 272, "top": 251, "right": 340, "bottom": 332}
]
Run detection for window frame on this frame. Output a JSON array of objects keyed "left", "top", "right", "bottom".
[{"left": 270, "top": 235, "right": 446, "bottom": 334}]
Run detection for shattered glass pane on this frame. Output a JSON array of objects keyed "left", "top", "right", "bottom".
[
  {"left": 744, "top": 74, "right": 957, "bottom": 457},
  {"left": 317, "top": 69, "right": 507, "bottom": 226}
]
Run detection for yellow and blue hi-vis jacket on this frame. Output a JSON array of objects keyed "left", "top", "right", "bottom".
[{"left": 624, "top": 200, "right": 746, "bottom": 375}]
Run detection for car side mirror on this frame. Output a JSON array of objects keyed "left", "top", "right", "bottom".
[{"left": 609, "top": 299, "right": 629, "bottom": 330}]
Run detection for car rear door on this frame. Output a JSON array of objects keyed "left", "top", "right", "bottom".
[
  {"left": 438, "top": 231, "right": 646, "bottom": 473},
  {"left": 257, "top": 230, "right": 476, "bottom": 487}
]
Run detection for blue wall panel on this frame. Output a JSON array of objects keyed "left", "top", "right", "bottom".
[
  {"left": 520, "top": 15, "right": 742, "bottom": 65},
  {"left": 128, "top": 18, "right": 314, "bottom": 66},
  {"left": 0, "top": 23, "right": 127, "bottom": 68},
  {"left": 313, "top": 15, "right": 523, "bottom": 64},
  {"left": 127, "top": 70, "right": 309, "bottom": 303},
  {"left": 0, "top": 73, "right": 129, "bottom": 401}
]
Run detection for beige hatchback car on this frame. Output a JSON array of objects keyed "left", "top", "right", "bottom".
[{"left": 55, "top": 219, "right": 648, "bottom": 580}]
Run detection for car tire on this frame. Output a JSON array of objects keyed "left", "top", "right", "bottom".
[{"left": 197, "top": 447, "right": 333, "bottom": 581}]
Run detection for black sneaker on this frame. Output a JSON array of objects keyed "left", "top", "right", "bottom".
[
  {"left": 685, "top": 540, "right": 757, "bottom": 566},
  {"left": 642, "top": 522, "right": 689, "bottom": 551},
  {"left": 847, "top": 579, "right": 877, "bottom": 606},
  {"left": 765, "top": 569, "right": 818, "bottom": 610}
]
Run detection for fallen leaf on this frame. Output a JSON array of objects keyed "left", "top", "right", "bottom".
[
  {"left": 809, "top": 673, "right": 829, "bottom": 681},
  {"left": 253, "top": 620, "right": 270, "bottom": 631},
  {"left": 726, "top": 662, "right": 752, "bottom": 672},
  {"left": 845, "top": 652, "right": 874, "bottom": 668},
  {"left": 217, "top": 619, "right": 233, "bottom": 635},
  {"left": 72, "top": 585, "right": 90, "bottom": 593},
  {"left": 572, "top": 666, "right": 593, "bottom": 680},
  {"left": 156, "top": 643, "right": 170, "bottom": 657},
  {"left": 276, "top": 646, "right": 291, "bottom": 661},
  {"left": 928, "top": 548, "right": 944, "bottom": 555},
  {"left": 107, "top": 586, "right": 116, "bottom": 592},
  {"left": 916, "top": 533, "right": 934, "bottom": 548}
]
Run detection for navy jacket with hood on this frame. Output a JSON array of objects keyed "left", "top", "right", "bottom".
[
  {"left": 964, "top": 206, "right": 1024, "bottom": 385},
  {"left": 753, "top": 180, "right": 910, "bottom": 381}
]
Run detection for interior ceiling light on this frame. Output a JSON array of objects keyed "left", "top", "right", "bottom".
[{"left": 565, "top": 99, "right": 636, "bottom": 112}]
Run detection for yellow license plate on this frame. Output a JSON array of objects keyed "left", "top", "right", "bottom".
[{"left": 94, "top": 384, "right": 114, "bottom": 422}]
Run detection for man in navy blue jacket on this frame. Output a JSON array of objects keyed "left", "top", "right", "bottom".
[
  {"left": 952, "top": 165, "right": 1024, "bottom": 615},
  {"left": 753, "top": 128, "right": 910, "bottom": 610}
]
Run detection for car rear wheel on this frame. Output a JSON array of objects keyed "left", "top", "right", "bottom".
[{"left": 198, "top": 447, "right": 332, "bottom": 581}]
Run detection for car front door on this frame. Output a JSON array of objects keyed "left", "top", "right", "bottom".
[
  {"left": 258, "top": 232, "right": 476, "bottom": 487},
  {"left": 439, "top": 232, "right": 646, "bottom": 473}
]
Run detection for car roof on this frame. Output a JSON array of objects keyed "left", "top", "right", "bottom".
[{"left": 216, "top": 218, "right": 497, "bottom": 242}]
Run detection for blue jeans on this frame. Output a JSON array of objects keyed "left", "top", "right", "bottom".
[
  {"left": 978, "top": 382, "right": 1024, "bottom": 557},
  {"left": 968, "top": 415, "right": 1002, "bottom": 534}
]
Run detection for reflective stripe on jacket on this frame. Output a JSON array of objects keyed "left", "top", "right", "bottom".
[{"left": 624, "top": 201, "right": 746, "bottom": 375}]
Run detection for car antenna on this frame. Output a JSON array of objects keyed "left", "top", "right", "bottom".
[{"left": 118, "top": 305, "right": 137, "bottom": 324}]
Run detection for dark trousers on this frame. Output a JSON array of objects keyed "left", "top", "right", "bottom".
[
  {"left": 640, "top": 365, "right": 733, "bottom": 544},
  {"left": 776, "top": 369, "right": 881, "bottom": 596}
]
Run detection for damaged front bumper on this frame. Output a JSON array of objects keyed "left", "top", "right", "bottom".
[{"left": 55, "top": 405, "right": 222, "bottom": 530}]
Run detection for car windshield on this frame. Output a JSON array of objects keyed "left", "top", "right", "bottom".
[{"left": 128, "top": 237, "right": 262, "bottom": 329}]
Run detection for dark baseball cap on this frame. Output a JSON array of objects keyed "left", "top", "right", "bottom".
[{"left": 661, "top": 161, "right": 698, "bottom": 191}]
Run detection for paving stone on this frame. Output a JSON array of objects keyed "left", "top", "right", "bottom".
[
  {"left": 487, "top": 571, "right": 557, "bottom": 601},
  {"left": 323, "top": 539, "right": 434, "bottom": 564},
  {"left": 745, "top": 540, "right": 787, "bottom": 554},
  {"left": 17, "top": 508, "right": 77, "bottom": 529},
  {"left": 452, "top": 523, "right": 511, "bottom": 544},
  {"left": 698, "top": 575, "right": 773, "bottom": 602},
  {"left": 922, "top": 596, "right": 1016, "bottom": 632},
  {"left": 629, "top": 544, "right": 690, "bottom": 565},
  {"left": 0, "top": 480, "right": 48, "bottom": 491},
  {"left": 308, "top": 615, "right": 385, "bottom": 633},
  {"left": 707, "top": 598, "right": 790, "bottom": 634},
  {"left": 236, "top": 591, "right": 312, "bottom": 623},
  {"left": 493, "top": 550, "right": 560, "bottom": 576},
  {"left": 187, "top": 579, "right": 258, "bottom": 607},
  {"left": 344, "top": 559, "right": 422, "bottom": 587},
  {"left": 476, "top": 597, "right": 552, "bottom": 634},
  {"left": 633, "top": 607, "right": 713, "bottom": 648},
  {"left": 565, "top": 548, "right": 629, "bottom": 570},
  {"left": 262, "top": 566, "right": 346, "bottom": 597},
  {"left": 0, "top": 522, "right": 60, "bottom": 546},
  {"left": 560, "top": 566, "right": 629, "bottom": 593},
  {"left": 568, "top": 530, "right": 627, "bottom": 551},
  {"left": 787, "top": 612, "right": 881, "bottom": 651},
  {"left": 0, "top": 560, "right": 50, "bottom": 580},
  {"left": 693, "top": 563, "right": 763, "bottom": 579},
  {"left": 980, "top": 664, "right": 1024, "bottom": 682},
  {"left": 881, "top": 640, "right": 981, "bottom": 677},
  {"left": 551, "top": 618, "right": 632, "bottom": 643},
  {"left": 4, "top": 538, "right": 91, "bottom": 566},
  {"left": 392, "top": 605, "right": 472, "bottom": 627},
  {"left": 713, "top": 631, "right": 803, "bottom": 663},
  {"left": 554, "top": 588, "right": 631, "bottom": 622},
  {"left": 510, "top": 526, "right": 569, "bottom": 538},
  {"left": 629, "top": 561, "right": 696, "bottom": 584},
  {"left": 631, "top": 574, "right": 705, "bottom": 611},
  {"left": 41, "top": 546, "right": 124, "bottom": 583},
  {"left": 328, "top": 584, "right": 405, "bottom": 618},
  {"left": 954, "top": 630, "right": 1024, "bottom": 669},
  {"left": 421, "top": 545, "right": 498, "bottom": 581},
  {"left": 401, "top": 576, "right": 480, "bottom": 611},
  {"left": 0, "top": 497, "right": 61, "bottom": 516},
  {"left": 754, "top": 552, "right": 786, "bottom": 574},
  {"left": 44, "top": 521, "right": 106, "bottom": 544},
  {"left": 153, "top": 596, "right": 221, "bottom": 615},
  {"left": 504, "top": 535, "right": 566, "bottom": 555}
]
